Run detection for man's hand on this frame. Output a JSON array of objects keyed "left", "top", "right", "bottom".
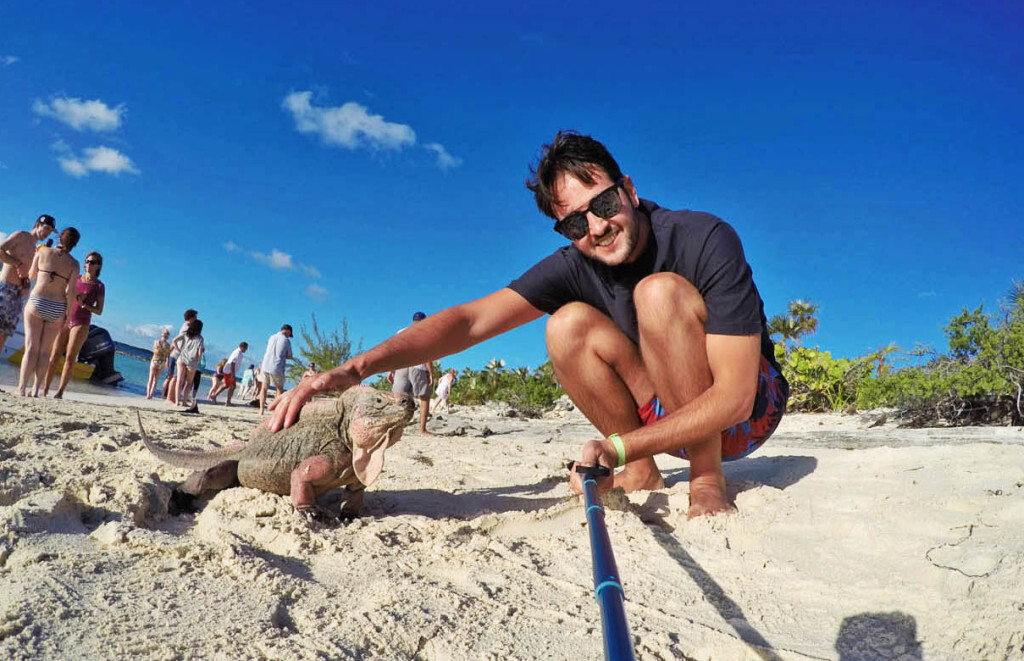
[
  {"left": 266, "top": 365, "right": 361, "bottom": 432},
  {"left": 568, "top": 438, "right": 618, "bottom": 495}
]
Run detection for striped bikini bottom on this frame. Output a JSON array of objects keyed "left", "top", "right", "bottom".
[{"left": 29, "top": 295, "right": 67, "bottom": 323}]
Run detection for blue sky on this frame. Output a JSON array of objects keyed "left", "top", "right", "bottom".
[{"left": 1, "top": 1, "right": 1021, "bottom": 374}]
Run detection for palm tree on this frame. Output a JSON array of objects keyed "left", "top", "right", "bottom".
[
  {"left": 768, "top": 313, "right": 799, "bottom": 354},
  {"left": 788, "top": 300, "right": 820, "bottom": 346},
  {"left": 768, "top": 300, "right": 820, "bottom": 353}
]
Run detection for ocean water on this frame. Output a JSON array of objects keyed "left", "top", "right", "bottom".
[
  {"left": 0, "top": 343, "right": 212, "bottom": 398},
  {"left": 113, "top": 342, "right": 213, "bottom": 397}
]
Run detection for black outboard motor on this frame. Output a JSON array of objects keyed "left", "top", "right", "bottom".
[{"left": 79, "top": 325, "right": 123, "bottom": 385}]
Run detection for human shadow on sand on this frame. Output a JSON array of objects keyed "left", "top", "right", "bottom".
[
  {"left": 662, "top": 454, "right": 818, "bottom": 494},
  {"left": 363, "top": 471, "right": 577, "bottom": 519},
  {"left": 835, "top": 611, "right": 922, "bottom": 660}
]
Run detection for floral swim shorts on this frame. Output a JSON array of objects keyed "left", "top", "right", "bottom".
[
  {"left": 0, "top": 281, "right": 25, "bottom": 337},
  {"left": 638, "top": 354, "right": 789, "bottom": 461}
]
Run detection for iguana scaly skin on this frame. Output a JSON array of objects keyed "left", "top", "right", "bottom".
[{"left": 137, "top": 386, "right": 414, "bottom": 519}]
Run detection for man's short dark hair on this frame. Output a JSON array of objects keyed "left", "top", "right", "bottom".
[
  {"left": 281, "top": 324, "right": 292, "bottom": 333},
  {"left": 526, "top": 130, "right": 623, "bottom": 220},
  {"left": 240, "top": 342, "right": 248, "bottom": 349},
  {"left": 184, "top": 309, "right": 198, "bottom": 321}
]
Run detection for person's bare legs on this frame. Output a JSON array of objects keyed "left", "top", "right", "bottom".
[
  {"left": 17, "top": 307, "right": 44, "bottom": 396},
  {"left": 32, "top": 320, "right": 62, "bottom": 397},
  {"left": 546, "top": 302, "right": 662, "bottom": 492},
  {"left": 417, "top": 396, "right": 432, "bottom": 435},
  {"left": 182, "top": 366, "right": 198, "bottom": 406},
  {"left": 43, "top": 325, "right": 70, "bottom": 396},
  {"left": 224, "top": 383, "right": 235, "bottom": 406},
  {"left": 634, "top": 273, "right": 732, "bottom": 517},
  {"left": 258, "top": 380, "right": 269, "bottom": 416},
  {"left": 146, "top": 362, "right": 162, "bottom": 399},
  {"left": 175, "top": 362, "right": 190, "bottom": 406},
  {"left": 165, "top": 373, "right": 177, "bottom": 403},
  {"left": 54, "top": 324, "right": 89, "bottom": 399}
]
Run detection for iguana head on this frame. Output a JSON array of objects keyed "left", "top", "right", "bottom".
[{"left": 342, "top": 385, "right": 415, "bottom": 486}]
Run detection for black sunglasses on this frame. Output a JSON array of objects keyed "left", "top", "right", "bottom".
[
  {"left": 85, "top": 259, "right": 101, "bottom": 265},
  {"left": 552, "top": 179, "right": 624, "bottom": 241}
]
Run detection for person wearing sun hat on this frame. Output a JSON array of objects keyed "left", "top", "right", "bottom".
[
  {"left": 389, "top": 311, "right": 434, "bottom": 435},
  {"left": 0, "top": 214, "right": 57, "bottom": 357}
]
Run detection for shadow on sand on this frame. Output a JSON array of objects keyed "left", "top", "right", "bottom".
[
  {"left": 663, "top": 454, "right": 819, "bottom": 494},
  {"left": 836, "top": 611, "right": 922, "bottom": 661}
]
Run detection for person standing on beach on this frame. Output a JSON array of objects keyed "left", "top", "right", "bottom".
[
  {"left": 0, "top": 214, "right": 57, "bottom": 357},
  {"left": 163, "top": 309, "right": 197, "bottom": 401},
  {"left": 44, "top": 251, "right": 105, "bottom": 399},
  {"left": 170, "top": 318, "right": 204, "bottom": 409},
  {"left": 209, "top": 341, "right": 248, "bottom": 406},
  {"left": 147, "top": 329, "right": 171, "bottom": 399},
  {"left": 389, "top": 311, "right": 434, "bottom": 435},
  {"left": 258, "top": 324, "right": 295, "bottom": 415},
  {"left": 269, "top": 131, "right": 788, "bottom": 518},
  {"left": 18, "top": 227, "right": 80, "bottom": 397},
  {"left": 240, "top": 363, "right": 256, "bottom": 400}
]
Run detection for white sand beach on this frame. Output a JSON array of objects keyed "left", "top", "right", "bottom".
[{"left": 1, "top": 386, "right": 1022, "bottom": 660}]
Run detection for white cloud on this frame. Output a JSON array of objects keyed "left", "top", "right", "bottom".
[
  {"left": 299, "top": 264, "right": 322, "bottom": 278},
  {"left": 225, "top": 242, "right": 321, "bottom": 279},
  {"left": 0, "top": 232, "right": 8, "bottom": 243},
  {"left": 58, "top": 146, "right": 138, "bottom": 178},
  {"left": 2, "top": 55, "right": 18, "bottom": 67},
  {"left": 424, "top": 143, "right": 462, "bottom": 170},
  {"left": 33, "top": 97, "right": 125, "bottom": 132},
  {"left": 306, "top": 284, "right": 329, "bottom": 300},
  {"left": 282, "top": 91, "right": 416, "bottom": 151},
  {"left": 122, "top": 323, "right": 173, "bottom": 342},
  {"left": 251, "top": 248, "right": 293, "bottom": 270}
]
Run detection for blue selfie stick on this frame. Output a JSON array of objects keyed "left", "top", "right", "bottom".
[{"left": 576, "top": 464, "right": 636, "bottom": 661}]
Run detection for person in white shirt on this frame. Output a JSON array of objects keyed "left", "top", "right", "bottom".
[
  {"left": 432, "top": 368, "right": 457, "bottom": 414},
  {"left": 259, "top": 324, "right": 296, "bottom": 415}
]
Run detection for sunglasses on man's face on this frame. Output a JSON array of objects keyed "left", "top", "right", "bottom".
[{"left": 552, "top": 179, "right": 624, "bottom": 241}]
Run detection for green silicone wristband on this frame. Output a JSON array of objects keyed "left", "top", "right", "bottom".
[{"left": 609, "top": 433, "right": 626, "bottom": 467}]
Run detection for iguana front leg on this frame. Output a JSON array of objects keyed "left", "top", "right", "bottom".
[{"left": 289, "top": 454, "right": 341, "bottom": 510}]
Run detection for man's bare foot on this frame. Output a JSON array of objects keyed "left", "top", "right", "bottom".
[
  {"left": 687, "top": 473, "right": 734, "bottom": 519},
  {"left": 418, "top": 429, "right": 434, "bottom": 437},
  {"left": 613, "top": 458, "right": 665, "bottom": 493},
  {"left": 53, "top": 391, "right": 63, "bottom": 399}
]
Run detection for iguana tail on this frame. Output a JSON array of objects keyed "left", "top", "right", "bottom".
[{"left": 135, "top": 409, "right": 245, "bottom": 470}]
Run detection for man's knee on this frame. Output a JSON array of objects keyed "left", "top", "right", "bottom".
[
  {"left": 634, "top": 273, "right": 706, "bottom": 323},
  {"left": 545, "top": 302, "right": 601, "bottom": 357}
]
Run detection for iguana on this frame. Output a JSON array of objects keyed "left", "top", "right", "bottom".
[{"left": 137, "top": 386, "right": 414, "bottom": 521}]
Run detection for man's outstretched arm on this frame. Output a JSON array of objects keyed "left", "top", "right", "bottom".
[{"left": 267, "top": 288, "right": 544, "bottom": 431}]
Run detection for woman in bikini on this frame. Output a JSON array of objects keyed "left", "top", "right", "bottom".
[
  {"left": 44, "top": 251, "right": 105, "bottom": 399},
  {"left": 18, "top": 227, "right": 80, "bottom": 397},
  {"left": 147, "top": 328, "right": 171, "bottom": 399}
]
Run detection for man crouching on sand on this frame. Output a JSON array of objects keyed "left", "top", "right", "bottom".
[{"left": 267, "top": 130, "right": 788, "bottom": 518}]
